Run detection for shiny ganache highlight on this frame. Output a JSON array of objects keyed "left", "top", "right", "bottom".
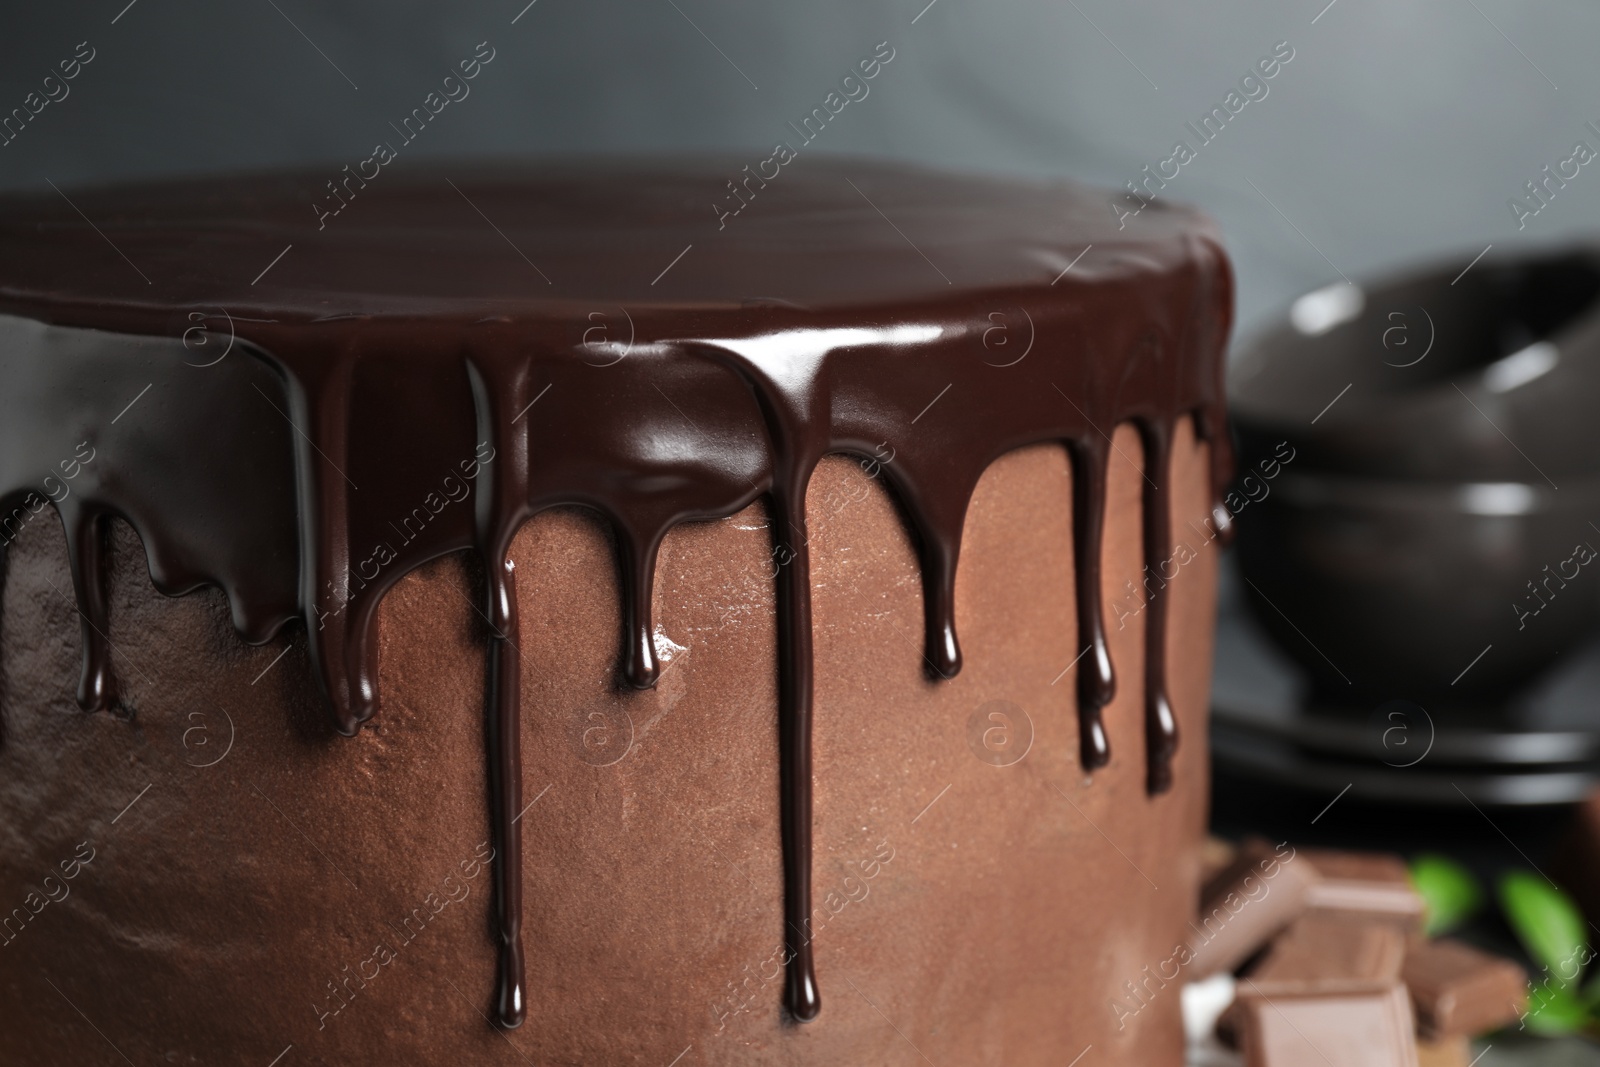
[{"left": 0, "top": 159, "right": 1232, "bottom": 1028}]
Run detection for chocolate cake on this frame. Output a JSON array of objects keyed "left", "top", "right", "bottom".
[{"left": 0, "top": 157, "right": 1232, "bottom": 1064}]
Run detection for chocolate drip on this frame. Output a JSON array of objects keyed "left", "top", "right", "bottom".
[
  {"left": 615, "top": 522, "right": 663, "bottom": 690},
  {"left": 1136, "top": 419, "right": 1178, "bottom": 794},
  {"left": 896, "top": 488, "right": 963, "bottom": 680},
  {"left": 485, "top": 560, "right": 526, "bottom": 1028},
  {"left": 282, "top": 346, "right": 368, "bottom": 737},
  {"left": 690, "top": 335, "right": 832, "bottom": 1021},
  {"left": 65, "top": 508, "right": 115, "bottom": 712},
  {"left": 0, "top": 159, "right": 1233, "bottom": 1033},
  {"left": 1191, "top": 406, "right": 1237, "bottom": 547},
  {"left": 467, "top": 354, "right": 536, "bottom": 1027},
  {"left": 1068, "top": 438, "right": 1115, "bottom": 768},
  {"left": 771, "top": 488, "right": 820, "bottom": 1021}
]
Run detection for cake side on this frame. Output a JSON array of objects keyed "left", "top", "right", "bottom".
[{"left": 0, "top": 426, "right": 1217, "bottom": 1066}]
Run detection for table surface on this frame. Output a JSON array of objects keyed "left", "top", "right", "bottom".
[
  {"left": 1480, "top": 1038, "right": 1600, "bottom": 1065},
  {"left": 1188, "top": 1035, "right": 1600, "bottom": 1065}
]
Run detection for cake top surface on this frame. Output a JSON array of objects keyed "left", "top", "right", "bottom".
[{"left": 0, "top": 156, "right": 1214, "bottom": 321}]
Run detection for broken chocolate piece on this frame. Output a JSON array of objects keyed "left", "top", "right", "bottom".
[
  {"left": 1235, "top": 980, "right": 1419, "bottom": 1067},
  {"left": 1302, "top": 848, "right": 1426, "bottom": 928},
  {"left": 1217, "top": 912, "right": 1407, "bottom": 1046},
  {"left": 1249, "top": 910, "right": 1408, "bottom": 988},
  {"left": 1402, "top": 938, "right": 1528, "bottom": 1039},
  {"left": 1190, "top": 839, "right": 1319, "bottom": 979}
]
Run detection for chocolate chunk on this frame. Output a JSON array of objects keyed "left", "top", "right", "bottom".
[
  {"left": 1217, "top": 912, "right": 1407, "bottom": 1046},
  {"left": 1402, "top": 938, "right": 1528, "bottom": 1038},
  {"left": 1189, "top": 839, "right": 1320, "bottom": 979},
  {"left": 1415, "top": 1036, "right": 1470, "bottom": 1067},
  {"left": 1234, "top": 980, "right": 1419, "bottom": 1067},
  {"left": 1248, "top": 911, "right": 1408, "bottom": 988},
  {"left": 1302, "top": 848, "right": 1426, "bottom": 928}
]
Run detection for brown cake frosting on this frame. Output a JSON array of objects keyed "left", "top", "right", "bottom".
[{"left": 0, "top": 157, "right": 1231, "bottom": 1065}]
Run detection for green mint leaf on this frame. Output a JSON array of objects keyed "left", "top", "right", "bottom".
[
  {"left": 1409, "top": 853, "right": 1483, "bottom": 937},
  {"left": 1520, "top": 981, "right": 1588, "bottom": 1035},
  {"left": 1498, "top": 871, "right": 1591, "bottom": 989}
]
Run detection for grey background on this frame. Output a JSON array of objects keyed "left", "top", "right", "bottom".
[{"left": 2, "top": 0, "right": 1597, "bottom": 336}]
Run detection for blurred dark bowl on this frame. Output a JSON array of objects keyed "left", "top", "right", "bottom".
[
  {"left": 1230, "top": 245, "right": 1600, "bottom": 704},
  {"left": 1235, "top": 471, "right": 1600, "bottom": 702},
  {"left": 1232, "top": 245, "right": 1600, "bottom": 481}
]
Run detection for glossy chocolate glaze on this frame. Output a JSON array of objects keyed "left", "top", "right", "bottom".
[{"left": 0, "top": 157, "right": 1231, "bottom": 1027}]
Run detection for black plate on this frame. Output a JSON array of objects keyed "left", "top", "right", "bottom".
[{"left": 1210, "top": 558, "right": 1600, "bottom": 807}]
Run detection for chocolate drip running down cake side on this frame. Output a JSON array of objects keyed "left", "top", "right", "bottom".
[{"left": 0, "top": 158, "right": 1231, "bottom": 1065}]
